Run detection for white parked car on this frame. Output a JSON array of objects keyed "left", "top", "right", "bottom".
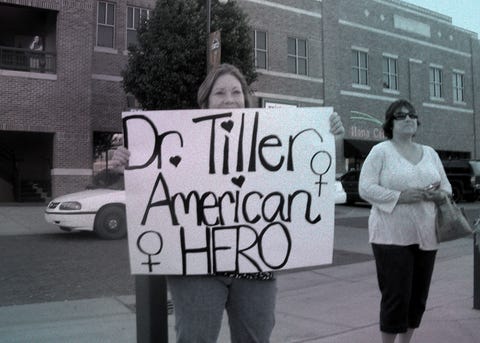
[{"left": 45, "top": 172, "right": 127, "bottom": 239}]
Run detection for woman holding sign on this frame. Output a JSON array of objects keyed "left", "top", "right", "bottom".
[
  {"left": 359, "top": 99, "right": 451, "bottom": 343},
  {"left": 113, "top": 63, "right": 344, "bottom": 342}
]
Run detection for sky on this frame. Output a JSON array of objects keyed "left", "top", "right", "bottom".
[{"left": 404, "top": 0, "right": 480, "bottom": 35}]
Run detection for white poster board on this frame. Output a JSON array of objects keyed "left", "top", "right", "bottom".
[{"left": 123, "top": 107, "right": 336, "bottom": 275}]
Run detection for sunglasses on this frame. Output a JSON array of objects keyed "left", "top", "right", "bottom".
[{"left": 393, "top": 112, "right": 418, "bottom": 120}]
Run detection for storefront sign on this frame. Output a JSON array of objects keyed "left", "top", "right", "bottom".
[
  {"left": 349, "top": 111, "right": 385, "bottom": 140},
  {"left": 350, "top": 125, "right": 385, "bottom": 140},
  {"left": 122, "top": 107, "right": 336, "bottom": 275}
]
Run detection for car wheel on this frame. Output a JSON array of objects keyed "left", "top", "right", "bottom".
[
  {"left": 451, "top": 185, "right": 463, "bottom": 203},
  {"left": 94, "top": 205, "right": 127, "bottom": 240}
]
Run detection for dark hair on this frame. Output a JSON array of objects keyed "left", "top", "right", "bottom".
[
  {"left": 197, "top": 63, "right": 252, "bottom": 109},
  {"left": 382, "top": 99, "right": 420, "bottom": 139}
]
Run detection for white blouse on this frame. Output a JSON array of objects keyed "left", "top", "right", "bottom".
[{"left": 359, "top": 141, "right": 452, "bottom": 250}]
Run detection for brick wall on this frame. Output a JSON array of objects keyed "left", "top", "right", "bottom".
[
  {"left": 240, "top": 0, "right": 324, "bottom": 105},
  {"left": 91, "top": 79, "right": 127, "bottom": 132}
]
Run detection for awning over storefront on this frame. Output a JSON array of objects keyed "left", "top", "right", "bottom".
[{"left": 344, "top": 139, "right": 379, "bottom": 159}]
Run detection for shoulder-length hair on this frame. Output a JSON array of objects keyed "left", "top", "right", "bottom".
[
  {"left": 382, "top": 99, "right": 420, "bottom": 139},
  {"left": 197, "top": 63, "right": 252, "bottom": 109}
]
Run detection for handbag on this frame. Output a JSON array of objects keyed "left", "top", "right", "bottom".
[{"left": 436, "top": 196, "right": 473, "bottom": 242}]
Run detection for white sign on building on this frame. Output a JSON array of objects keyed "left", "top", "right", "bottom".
[{"left": 123, "top": 107, "right": 336, "bottom": 275}]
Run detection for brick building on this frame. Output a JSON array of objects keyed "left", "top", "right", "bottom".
[
  {"left": 244, "top": 0, "right": 480, "bottom": 171},
  {"left": 0, "top": 0, "right": 478, "bottom": 202},
  {"left": 0, "top": 0, "right": 155, "bottom": 201}
]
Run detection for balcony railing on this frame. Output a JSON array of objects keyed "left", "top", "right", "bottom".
[{"left": 0, "top": 45, "right": 56, "bottom": 74}]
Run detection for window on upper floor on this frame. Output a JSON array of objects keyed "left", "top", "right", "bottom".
[
  {"left": 382, "top": 56, "right": 398, "bottom": 90},
  {"left": 127, "top": 6, "right": 150, "bottom": 48},
  {"left": 0, "top": 4, "right": 58, "bottom": 74},
  {"left": 97, "top": 1, "right": 115, "bottom": 48},
  {"left": 252, "top": 30, "right": 267, "bottom": 69},
  {"left": 429, "top": 66, "right": 443, "bottom": 98},
  {"left": 352, "top": 50, "right": 368, "bottom": 85},
  {"left": 453, "top": 71, "right": 465, "bottom": 103},
  {"left": 287, "top": 37, "right": 307, "bottom": 75}
]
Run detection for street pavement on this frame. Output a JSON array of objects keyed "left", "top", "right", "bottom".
[{"left": 0, "top": 203, "right": 480, "bottom": 342}]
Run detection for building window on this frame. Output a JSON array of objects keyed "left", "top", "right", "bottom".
[
  {"left": 352, "top": 50, "right": 368, "bottom": 85},
  {"left": 287, "top": 37, "right": 307, "bottom": 75},
  {"left": 127, "top": 6, "right": 149, "bottom": 48},
  {"left": 429, "top": 66, "right": 443, "bottom": 98},
  {"left": 97, "top": 1, "right": 115, "bottom": 48},
  {"left": 382, "top": 56, "right": 398, "bottom": 90},
  {"left": 453, "top": 72, "right": 464, "bottom": 102},
  {"left": 252, "top": 30, "right": 267, "bottom": 69}
]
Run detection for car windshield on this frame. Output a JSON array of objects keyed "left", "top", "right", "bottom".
[
  {"left": 87, "top": 170, "right": 125, "bottom": 190},
  {"left": 469, "top": 161, "right": 480, "bottom": 175}
]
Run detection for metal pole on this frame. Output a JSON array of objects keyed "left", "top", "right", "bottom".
[
  {"left": 136, "top": 275, "right": 169, "bottom": 343},
  {"left": 474, "top": 232, "right": 480, "bottom": 309}
]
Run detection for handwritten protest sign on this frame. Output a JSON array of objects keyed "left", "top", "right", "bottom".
[{"left": 123, "top": 107, "right": 336, "bottom": 275}]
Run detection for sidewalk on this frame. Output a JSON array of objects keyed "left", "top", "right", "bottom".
[
  {"left": 0, "top": 248, "right": 478, "bottom": 342},
  {"left": 0, "top": 205, "right": 479, "bottom": 342}
]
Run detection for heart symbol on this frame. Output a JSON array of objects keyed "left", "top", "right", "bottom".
[
  {"left": 169, "top": 155, "right": 181, "bottom": 167},
  {"left": 231, "top": 175, "right": 245, "bottom": 188},
  {"left": 221, "top": 120, "right": 234, "bottom": 132}
]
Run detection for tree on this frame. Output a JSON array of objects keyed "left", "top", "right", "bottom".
[
  {"left": 93, "top": 132, "right": 115, "bottom": 159},
  {"left": 122, "top": 0, "right": 256, "bottom": 110}
]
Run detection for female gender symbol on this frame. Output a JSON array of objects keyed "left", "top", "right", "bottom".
[
  {"left": 136, "top": 230, "right": 164, "bottom": 272},
  {"left": 310, "top": 150, "right": 332, "bottom": 197}
]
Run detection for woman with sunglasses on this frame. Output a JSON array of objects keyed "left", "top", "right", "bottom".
[{"left": 359, "top": 99, "right": 451, "bottom": 343}]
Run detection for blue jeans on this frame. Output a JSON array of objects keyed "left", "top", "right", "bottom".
[{"left": 168, "top": 275, "right": 277, "bottom": 343}]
